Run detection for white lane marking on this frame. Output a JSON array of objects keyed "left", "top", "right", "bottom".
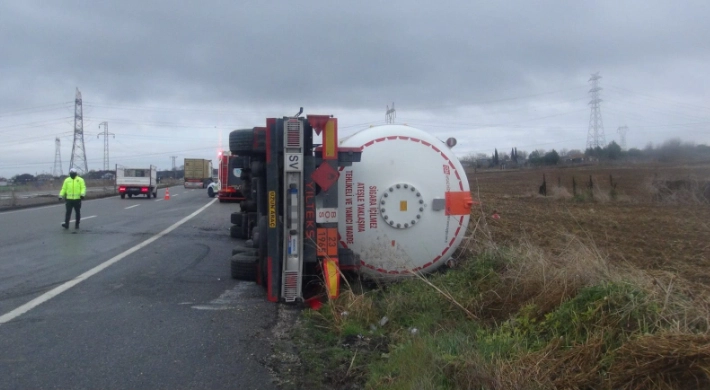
[
  {"left": 154, "top": 199, "right": 163, "bottom": 202},
  {"left": 173, "top": 194, "right": 180, "bottom": 196},
  {"left": 0, "top": 198, "right": 218, "bottom": 325},
  {"left": 125, "top": 204, "right": 140, "bottom": 209},
  {"left": 69, "top": 215, "right": 96, "bottom": 223}
]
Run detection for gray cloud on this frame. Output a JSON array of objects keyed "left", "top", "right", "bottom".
[{"left": 1, "top": 0, "right": 709, "bottom": 177}]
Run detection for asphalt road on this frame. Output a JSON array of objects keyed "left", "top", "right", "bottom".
[{"left": 0, "top": 187, "right": 280, "bottom": 390}]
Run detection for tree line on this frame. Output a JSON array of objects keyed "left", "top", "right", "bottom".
[{"left": 462, "top": 138, "right": 710, "bottom": 168}]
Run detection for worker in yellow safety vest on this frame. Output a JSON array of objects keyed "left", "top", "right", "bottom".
[{"left": 58, "top": 168, "right": 86, "bottom": 229}]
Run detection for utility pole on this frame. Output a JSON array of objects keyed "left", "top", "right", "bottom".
[
  {"left": 386, "top": 102, "right": 396, "bottom": 124},
  {"left": 53, "top": 137, "right": 63, "bottom": 177},
  {"left": 69, "top": 88, "right": 89, "bottom": 174},
  {"left": 586, "top": 73, "right": 606, "bottom": 150},
  {"left": 617, "top": 125, "right": 629, "bottom": 150},
  {"left": 97, "top": 121, "right": 115, "bottom": 171}
]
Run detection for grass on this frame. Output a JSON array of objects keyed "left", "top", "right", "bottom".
[{"left": 288, "top": 220, "right": 710, "bottom": 389}]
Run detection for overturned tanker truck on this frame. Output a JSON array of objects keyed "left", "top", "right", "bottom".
[{"left": 228, "top": 109, "right": 474, "bottom": 302}]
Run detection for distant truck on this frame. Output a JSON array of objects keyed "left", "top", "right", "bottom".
[
  {"left": 116, "top": 165, "right": 158, "bottom": 199},
  {"left": 184, "top": 158, "right": 213, "bottom": 188}
]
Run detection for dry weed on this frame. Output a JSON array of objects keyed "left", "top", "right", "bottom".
[
  {"left": 648, "top": 177, "right": 710, "bottom": 204},
  {"left": 494, "top": 333, "right": 606, "bottom": 389},
  {"left": 608, "top": 332, "right": 710, "bottom": 389},
  {"left": 551, "top": 186, "right": 572, "bottom": 200}
]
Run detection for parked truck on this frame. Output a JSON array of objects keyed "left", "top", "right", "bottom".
[
  {"left": 184, "top": 158, "right": 213, "bottom": 188},
  {"left": 116, "top": 165, "right": 158, "bottom": 199},
  {"left": 227, "top": 109, "right": 474, "bottom": 303},
  {"left": 208, "top": 151, "right": 246, "bottom": 202}
]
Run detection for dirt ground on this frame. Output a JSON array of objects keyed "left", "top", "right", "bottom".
[{"left": 467, "top": 162, "right": 710, "bottom": 285}]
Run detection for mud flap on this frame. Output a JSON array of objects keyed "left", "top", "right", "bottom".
[{"left": 323, "top": 258, "right": 340, "bottom": 300}]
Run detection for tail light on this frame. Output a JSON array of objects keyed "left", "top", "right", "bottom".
[
  {"left": 119, "top": 186, "right": 126, "bottom": 192},
  {"left": 141, "top": 187, "right": 148, "bottom": 193}
]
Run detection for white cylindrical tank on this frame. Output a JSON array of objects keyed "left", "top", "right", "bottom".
[{"left": 337, "top": 125, "right": 471, "bottom": 279}]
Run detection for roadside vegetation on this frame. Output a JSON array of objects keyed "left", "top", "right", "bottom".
[{"left": 288, "top": 212, "right": 710, "bottom": 389}]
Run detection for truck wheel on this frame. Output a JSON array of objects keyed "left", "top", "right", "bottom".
[
  {"left": 208, "top": 187, "right": 215, "bottom": 198},
  {"left": 230, "top": 224, "right": 246, "bottom": 239},
  {"left": 128, "top": 194, "right": 133, "bottom": 198},
  {"left": 241, "top": 200, "right": 257, "bottom": 212},
  {"left": 231, "top": 253, "right": 257, "bottom": 281},
  {"left": 232, "top": 248, "right": 257, "bottom": 256},
  {"left": 231, "top": 212, "right": 243, "bottom": 225},
  {"left": 147, "top": 191, "right": 151, "bottom": 199},
  {"left": 120, "top": 194, "right": 125, "bottom": 199},
  {"left": 230, "top": 129, "right": 254, "bottom": 156}
]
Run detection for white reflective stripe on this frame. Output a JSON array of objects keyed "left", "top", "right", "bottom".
[{"left": 290, "top": 191, "right": 298, "bottom": 230}]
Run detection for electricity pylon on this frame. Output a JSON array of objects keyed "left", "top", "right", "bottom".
[{"left": 69, "top": 88, "right": 89, "bottom": 174}]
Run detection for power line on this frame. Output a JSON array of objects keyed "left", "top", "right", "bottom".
[
  {"left": 605, "top": 85, "right": 710, "bottom": 113},
  {"left": 0, "top": 117, "right": 74, "bottom": 133},
  {"left": 0, "top": 102, "right": 73, "bottom": 118},
  {"left": 83, "top": 116, "right": 238, "bottom": 129},
  {"left": 83, "top": 103, "right": 272, "bottom": 115}
]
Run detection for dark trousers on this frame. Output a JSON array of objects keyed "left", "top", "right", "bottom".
[{"left": 65, "top": 199, "right": 82, "bottom": 226}]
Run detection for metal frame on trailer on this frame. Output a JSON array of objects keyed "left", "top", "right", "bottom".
[{"left": 262, "top": 111, "right": 361, "bottom": 303}]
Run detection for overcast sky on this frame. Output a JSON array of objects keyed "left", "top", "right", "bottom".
[{"left": 1, "top": 0, "right": 709, "bottom": 178}]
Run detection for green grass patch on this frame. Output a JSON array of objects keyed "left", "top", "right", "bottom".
[{"left": 290, "top": 239, "right": 710, "bottom": 389}]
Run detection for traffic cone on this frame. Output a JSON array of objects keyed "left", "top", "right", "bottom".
[{"left": 164, "top": 188, "right": 170, "bottom": 200}]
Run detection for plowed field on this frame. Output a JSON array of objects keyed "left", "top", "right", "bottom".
[{"left": 467, "top": 163, "right": 710, "bottom": 284}]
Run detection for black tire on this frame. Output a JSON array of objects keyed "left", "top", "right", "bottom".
[
  {"left": 231, "top": 212, "right": 243, "bottom": 225},
  {"left": 232, "top": 248, "right": 257, "bottom": 256},
  {"left": 230, "top": 224, "right": 246, "bottom": 239},
  {"left": 154, "top": 192, "right": 157, "bottom": 198},
  {"left": 208, "top": 187, "right": 215, "bottom": 198},
  {"left": 241, "top": 200, "right": 257, "bottom": 212},
  {"left": 230, "top": 129, "right": 255, "bottom": 155},
  {"left": 128, "top": 194, "right": 133, "bottom": 198},
  {"left": 147, "top": 191, "right": 151, "bottom": 199},
  {"left": 120, "top": 194, "right": 125, "bottom": 199},
  {"left": 231, "top": 253, "right": 257, "bottom": 281}
]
